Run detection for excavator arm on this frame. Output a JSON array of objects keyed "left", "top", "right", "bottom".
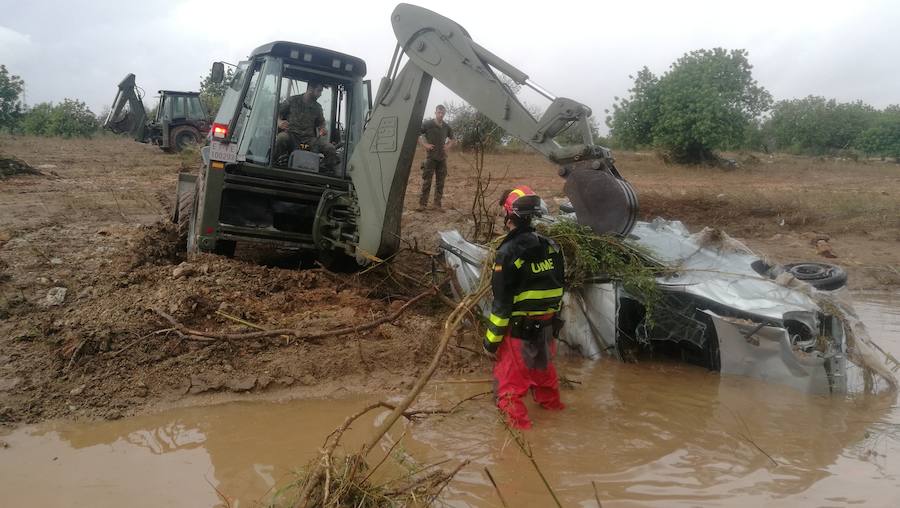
[
  {"left": 348, "top": 3, "right": 638, "bottom": 260},
  {"left": 103, "top": 73, "right": 149, "bottom": 143}
]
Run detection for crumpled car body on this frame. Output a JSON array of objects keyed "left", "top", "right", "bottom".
[{"left": 439, "top": 217, "right": 862, "bottom": 395}]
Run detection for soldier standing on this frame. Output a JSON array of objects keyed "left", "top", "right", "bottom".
[{"left": 417, "top": 104, "right": 455, "bottom": 210}]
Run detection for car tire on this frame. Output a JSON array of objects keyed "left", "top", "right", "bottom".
[
  {"left": 318, "top": 249, "right": 361, "bottom": 273},
  {"left": 783, "top": 262, "right": 848, "bottom": 291}
]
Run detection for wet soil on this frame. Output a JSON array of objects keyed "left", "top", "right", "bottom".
[
  {"left": 1, "top": 135, "right": 899, "bottom": 429},
  {"left": 1, "top": 294, "right": 897, "bottom": 507}
]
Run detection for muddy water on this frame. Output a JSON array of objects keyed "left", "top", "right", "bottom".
[{"left": 2, "top": 294, "right": 899, "bottom": 507}]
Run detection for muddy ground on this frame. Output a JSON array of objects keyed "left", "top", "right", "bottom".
[{"left": 1, "top": 135, "right": 898, "bottom": 428}]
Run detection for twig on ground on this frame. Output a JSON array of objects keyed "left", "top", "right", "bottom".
[
  {"left": 361, "top": 282, "right": 491, "bottom": 456},
  {"left": 64, "top": 339, "right": 88, "bottom": 372},
  {"left": 215, "top": 310, "right": 268, "bottom": 331},
  {"left": 150, "top": 281, "right": 446, "bottom": 342},
  {"left": 205, "top": 474, "right": 233, "bottom": 508},
  {"left": 592, "top": 480, "right": 603, "bottom": 507},
  {"left": 485, "top": 467, "right": 509, "bottom": 508},
  {"left": 504, "top": 421, "right": 563, "bottom": 508},
  {"left": 723, "top": 405, "right": 779, "bottom": 467},
  {"left": 432, "top": 378, "right": 493, "bottom": 384},
  {"left": 109, "top": 330, "right": 170, "bottom": 357}
]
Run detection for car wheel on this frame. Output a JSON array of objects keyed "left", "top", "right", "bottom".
[
  {"left": 318, "top": 249, "right": 361, "bottom": 273},
  {"left": 783, "top": 262, "right": 848, "bottom": 291}
]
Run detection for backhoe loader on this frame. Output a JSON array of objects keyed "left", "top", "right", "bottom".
[
  {"left": 104, "top": 74, "right": 210, "bottom": 152},
  {"left": 172, "top": 3, "right": 637, "bottom": 264}
]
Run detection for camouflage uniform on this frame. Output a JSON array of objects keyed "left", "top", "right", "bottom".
[
  {"left": 274, "top": 94, "right": 339, "bottom": 171},
  {"left": 419, "top": 119, "right": 454, "bottom": 207}
]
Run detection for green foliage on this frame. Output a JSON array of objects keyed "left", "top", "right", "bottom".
[
  {"left": 855, "top": 110, "right": 900, "bottom": 159},
  {"left": 539, "top": 218, "right": 662, "bottom": 320},
  {"left": 764, "top": 96, "right": 877, "bottom": 154},
  {"left": 606, "top": 67, "right": 659, "bottom": 149},
  {"left": 608, "top": 49, "right": 772, "bottom": 163},
  {"left": 20, "top": 99, "right": 100, "bottom": 138},
  {"left": 19, "top": 102, "right": 53, "bottom": 135},
  {"left": 199, "top": 67, "right": 233, "bottom": 117},
  {"left": 446, "top": 76, "right": 524, "bottom": 151},
  {"left": 446, "top": 101, "right": 504, "bottom": 151},
  {"left": 0, "top": 65, "right": 25, "bottom": 132}
]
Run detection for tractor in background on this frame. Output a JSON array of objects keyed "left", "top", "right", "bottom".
[{"left": 104, "top": 73, "right": 210, "bottom": 152}]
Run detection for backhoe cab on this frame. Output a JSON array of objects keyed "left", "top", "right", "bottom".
[
  {"left": 104, "top": 73, "right": 210, "bottom": 152},
  {"left": 174, "top": 4, "right": 637, "bottom": 266},
  {"left": 173, "top": 42, "right": 371, "bottom": 262}
]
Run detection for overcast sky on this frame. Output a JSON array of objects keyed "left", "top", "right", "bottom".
[{"left": 1, "top": 0, "right": 898, "bottom": 132}]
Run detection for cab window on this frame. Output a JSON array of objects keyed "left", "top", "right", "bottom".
[
  {"left": 187, "top": 97, "right": 206, "bottom": 120},
  {"left": 278, "top": 71, "right": 335, "bottom": 140}
]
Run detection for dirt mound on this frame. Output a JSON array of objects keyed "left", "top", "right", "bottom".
[
  {"left": 0, "top": 156, "right": 42, "bottom": 179},
  {"left": 0, "top": 222, "right": 477, "bottom": 426},
  {"left": 128, "top": 221, "right": 184, "bottom": 267}
]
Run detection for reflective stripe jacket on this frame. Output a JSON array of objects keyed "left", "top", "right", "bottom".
[{"left": 484, "top": 226, "right": 566, "bottom": 346}]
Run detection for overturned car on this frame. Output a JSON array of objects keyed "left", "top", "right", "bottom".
[{"left": 440, "top": 211, "right": 895, "bottom": 395}]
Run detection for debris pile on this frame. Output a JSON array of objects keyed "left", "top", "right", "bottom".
[{"left": 0, "top": 156, "right": 42, "bottom": 179}]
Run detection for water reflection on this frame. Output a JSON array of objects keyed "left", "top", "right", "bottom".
[{"left": 0, "top": 294, "right": 897, "bottom": 507}]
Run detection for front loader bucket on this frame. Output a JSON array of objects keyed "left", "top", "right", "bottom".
[{"left": 562, "top": 162, "right": 638, "bottom": 237}]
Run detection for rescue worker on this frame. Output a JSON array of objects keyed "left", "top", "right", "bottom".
[
  {"left": 484, "top": 185, "right": 566, "bottom": 430},
  {"left": 274, "top": 80, "right": 339, "bottom": 172}
]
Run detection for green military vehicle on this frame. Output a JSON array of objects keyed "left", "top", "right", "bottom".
[
  {"left": 173, "top": 3, "right": 637, "bottom": 265},
  {"left": 104, "top": 74, "right": 211, "bottom": 152}
]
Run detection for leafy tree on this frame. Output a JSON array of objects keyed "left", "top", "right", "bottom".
[
  {"left": 199, "top": 67, "right": 233, "bottom": 117},
  {"left": 19, "top": 102, "right": 53, "bottom": 135},
  {"left": 609, "top": 48, "right": 772, "bottom": 163},
  {"left": 49, "top": 99, "right": 100, "bottom": 137},
  {"left": 606, "top": 67, "right": 659, "bottom": 149},
  {"left": 20, "top": 99, "right": 99, "bottom": 138},
  {"left": 0, "top": 65, "right": 25, "bottom": 132},
  {"left": 764, "top": 96, "right": 876, "bottom": 154},
  {"left": 855, "top": 109, "right": 900, "bottom": 159},
  {"left": 446, "top": 101, "right": 504, "bottom": 151}
]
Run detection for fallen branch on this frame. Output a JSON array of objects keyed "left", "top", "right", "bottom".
[
  {"left": 289, "top": 257, "right": 495, "bottom": 507},
  {"left": 361, "top": 282, "right": 491, "bottom": 456},
  {"left": 215, "top": 310, "right": 268, "bottom": 331},
  {"left": 150, "top": 281, "right": 446, "bottom": 342},
  {"left": 64, "top": 339, "right": 88, "bottom": 373},
  {"left": 485, "top": 467, "right": 510, "bottom": 508},
  {"left": 592, "top": 480, "right": 603, "bottom": 507},
  {"left": 505, "top": 421, "right": 563, "bottom": 507}
]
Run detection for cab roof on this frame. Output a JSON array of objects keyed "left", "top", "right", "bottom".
[
  {"left": 158, "top": 90, "right": 201, "bottom": 96},
  {"left": 250, "top": 41, "right": 367, "bottom": 78}
]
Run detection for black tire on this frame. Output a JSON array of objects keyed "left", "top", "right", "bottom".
[
  {"left": 170, "top": 126, "right": 200, "bottom": 152},
  {"left": 318, "top": 249, "right": 361, "bottom": 273},
  {"left": 186, "top": 188, "right": 200, "bottom": 255},
  {"left": 783, "top": 262, "right": 848, "bottom": 291},
  {"left": 214, "top": 240, "right": 236, "bottom": 258},
  {"left": 174, "top": 187, "right": 194, "bottom": 250}
]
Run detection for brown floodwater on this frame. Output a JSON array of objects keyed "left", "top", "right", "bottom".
[{"left": 2, "top": 293, "right": 899, "bottom": 507}]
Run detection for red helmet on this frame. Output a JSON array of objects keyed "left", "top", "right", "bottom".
[{"left": 502, "top": 185, "right": 542, "bottom": 218}]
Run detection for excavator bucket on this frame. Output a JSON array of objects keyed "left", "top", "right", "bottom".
[{"left": 562, "top": 161, "right": 639, "bottom": 237}]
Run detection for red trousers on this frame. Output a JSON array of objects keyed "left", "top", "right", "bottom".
[{"left": 493, "top": 328, "right": 564, "bottom": 430}]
